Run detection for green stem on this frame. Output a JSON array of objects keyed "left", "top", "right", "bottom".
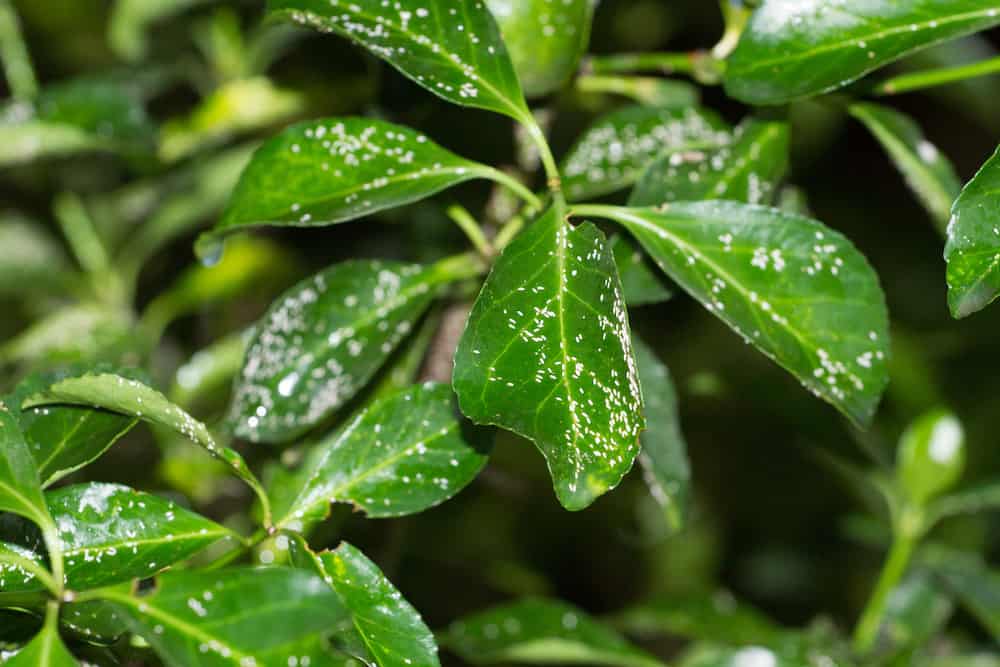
[
  {"left": 588, "top": 52, "right": 698, "bottom": 75},
  {"left": 520, "top": 113, "right": 563, "bottom": 201},
  {"left": 852, "top": 528, "right": 917, "bottom": 653},
  {"left": 54, "top": 192, "right": 110, "bottom": 276},
  {"left": 484, "top": 167, "right": 541, "bottom": 211},
  {"left": 876, "top": 55, "right": 1000, "bottom": 96},
  {"left": 576, "top": 74, "right": 673, "bottom": 105},
  {"left": 714, "top": 1, "right": 752, "bottom": 60},
  {"left": 204, "top": 527, "right": 270, "bottom": 570},
  {"left": 494, "top": 214, "right": 525, "bottom": 251},
  {"left": 570, "top": 203, "right": 621, "bottom": 221},
  {"left": 447, "top": 204, "right": 494, "bottom": 258},
  {"left": 431, "top": 251, "right": 489, "bottom": 283},
  {"left": 39, "top": 520, "right": 65, "bottom": 598},
  {"left": 0, "top": 0, "right": 36, "bottom": 99}
]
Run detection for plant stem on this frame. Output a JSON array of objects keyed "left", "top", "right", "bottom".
[
  {"left": 205, "top": 528, "right": 270, "bottom": 570},
  {"left": 588, "top": 52, "right": 697, "bottom": 75},
  {"left": 852, "top": 529, "right": 917, "bottom": 653},
  {"left": 714, "top": 1, "right": 752, "bottom": 60},
  {"left": 484, "top": 167, "right": 541, "bottom": 211},
  {"left": 0, "top": 0, "right": 36, "bottom": 99},
  {"left": 39, "top": 521, "right": 65, "bottom": 598},
  {"left": 447, "top": 205, "right": 493, "bottom": 258},
  {"left": 494, "top": 214, "right": 525, "bottom": 251},
  {"left": 575, "top": 74, "right": 696, "bottom": 107},
  {"left": 54, "top": 192, "right": 110, "bottom": 276},
  {"left": 876, "top": 55, "right": 1000, "bottom": 96},
  {"left": 520, "top": 112, "right": 563, "bottom": 204}
]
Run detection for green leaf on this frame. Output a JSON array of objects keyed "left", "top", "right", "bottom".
[
  {"left": 171, "top": 331, "right": 249, "bottom": 409},
  {"left": 725, "top": 0, "right": 1000, "bottom": 105},
  {"left": 561, "top": 106, "right": 730, "bottom": 202},
  {"left": 632, "top": 338, "right": 690, "bottom": 533},
  {"left": 268, "top": 0, "right": 529, "bottom": 121},
  {"left": 453, "top": 206, "right": 645, "bottom": 511},
  {"left": 926, "top": 478, "right": 1000, "bottom": 527},
  {"left": 160, "top": 77, "right": 305, "bottom": 162},
  {"left": 612, "top": 591, "right": 782, "bottom": 646},
  {"left": 278, "top": 382, "right": 488, "bottom": 528},
  {"left": 444, "top": 598, "right": 664, "bottom": 667},
  {"left": 485, "top": 0, "right": 593, "bottom": 98},
  {"left": 230, "top": 256, "right": 478, "bottom": 443},
  {"left": 0, "top": 78, "right": 154, "bottom": 166},
  {"left": 0, "top": 304, "right": 133, "bottom": 368},
  {"left": 102, "top": 567, "right": 350, "bottom": 667},
  {"left": 921, "top": 547, "right": 1000, "bottom": 639},
  {"left": 1, "top": 483, "right": 231, "bottom": 592},
  {"left": 584, "top": 202, "right": 890, "bottom": 426},
  {"left": 110, "top": 0, "right": 210, "bottom": 61},
  {"left": 0, "top": 541, "right": 52, "bottom": 593},
  {"left": 610, "top": 235, "right": 674, "bottom": 307},
  {"left": 295, "top": 540, "right": 440, "bottom": 667},
  {"left": 882, "top": 572, "right": 953, "bottom": 653},
  {"left": 60, "top": 597, "right": 128, "bottom": 645},
  {"left": 18, "top": 371, "right": 273, "bottom": 526},
  {"left": 849, "top": 103, "right": 961, "bottom": 232},
  {"left": 896, "top": 409, "right": 965, "bottom": 505},
  {"left": 629, "top": 118, "right": 790, "bottom": 207},
  {"left": 199, "top": 118, "right": 525, "bottom": 257},
  {"left": 0, "top": 404, "right": 51, "bottom": 532},
  {"left": 0, "top": 215, "right": 73, "bottom": 297},
  {"left": 945, "top": 143, "right": 1000, "bottom": 318},
  {"left": 676, "top": 645, "right": 809, "bottom": 667},
  {"left": 4, "top": 609, "right": 78, "bottom": 666}
]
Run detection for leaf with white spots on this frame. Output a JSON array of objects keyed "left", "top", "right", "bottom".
[
  {"left": 268, "top": 0, "right": 530, "bottom": 121},
  {"left": 444, "top": 598, "right": 664, "bottom": 667},
  {"left": 0, "top": 483, "right": 233, "bottom": 592},
  {"left": 725, "top": 0, "right": 1000, "bottom": 105},
  {"left": 292, "top": 540, "right": 440, "bottom": 667},
  {"left": 4, "top": 610, "right": 79, "bottom": 667},
  {"left": 561, "top": 106, "right": 730, "bottom": 202},
  {"left": 0, "top": 78, "right": 154, "bottom": 166},
  {"left": 850, "top": 103, "right": 960, "bottom": 232},
  {"left": 485, "top": 0, "right": 593, "bottom": 98},
  {"left": 945, "top": 143, "right": 1000, "bottom": 318},
  {"left": 453, "top": 205, "right": 644, "bottom": 511},
  {"left": 0, "top": 403, "right": 52, "bottom": 533},
  {"left": 60, "top": 595, "right": 130, "bottom": 645},
  {"left": 629, "top": 119, "right": 790, "bottom": 208},
  {"left": 279, "top": 382, "right": 489, "bottom": 528},
  {"left": 632, "top": 338, "right": 690, "bottom": 533},
  {"left": 198, "top": 118, "right": 528, "bottom": 256},
  {"left": 0, "top": 541, "right": 50, "bottom": 594},
  {"left": 610, "top": 235, "right": 674, "bottom": 307},
  {"left": 101, "top": 567, "right": 351, "bottom": 667},
  {"left": 17, "top": 372, "right": 273, "bottom": 526},
  {"left": 230, "top": 256, "right": 480, "bottom": 444},
  {"left": 584, "top": 202, "right": 890, "bottom": 426}
]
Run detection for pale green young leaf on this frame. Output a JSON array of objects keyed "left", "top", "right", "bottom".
[
  {"left": 103, "top": 567, "right": 350, "bottom": 667},
  {"left": 485, "top": 0, "right": 593, "bottom": 98},
  {"left": 268, "top": 0, "right": 529, "bottom": 121},
  {"left": 561, "top": 106, "right": 729, "bottom": 202},
  {"left": 725, "top": 0, "right": 1000, "bottom": 105},
  {"left": 279, "top": 382, "right": 488, "bottom": 528},
  {"left": 198, "top": 118, "right": 523, "bottom": 256},
  {"left": 610, "top": 235, "right": 674, "bottom": 307},
  {"left": 629, "top": 119, "right": 789, "bottom": 207},
  {"left": 585, "top": 202, "right": 890, "bottom": 426},
  {"left": 945, "top": 143, "right": 1000, "bottom": 317},
  {"left": 229, "top": 257, "right": 477, "bottom": 443},
  {"left": 896, "top": 409, "right": 965, "bottom": 505},
  {"left": 444, "top": 598, "right": 664, "bottom": 667},
  {"left": 850, "top": 103, "right": 961, "bottom": 232},
  {"left": 632, "top": 337, "right": 690, "bottom": 533},
  {"left": 453, "top": 206, "right": 644, "bottom": 511}
]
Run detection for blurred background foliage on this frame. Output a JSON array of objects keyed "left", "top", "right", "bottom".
[{"left": 1, "top": 0, "right": 999, "bottom": 660}]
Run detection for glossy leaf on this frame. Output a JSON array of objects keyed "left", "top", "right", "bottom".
[
  {"left": 0, "top": 541, "right": 50, "bottom": 593},
  {"left": 268, "top": 0, "right": 529, "bottom": 121},
  {"left": 296, "top": 540, "right": 440, "bottom": 667},
  {"left": 883, "top": 572, "right": 953, "bottom": 652},
  {"left": 629, "top": 119, "right": 790, "bottom": 207},
  {"left": 927, "top": 478, "right": 1000, "bottom": 527},
  {"left": 0, "top": 304, "right": 133, "bottom": 367},
  {"left": 725, "top": 0, "right": 1000, "bottom": 105},
  {"left": 18, "top": 371, "right": 272, "bottom": 525},
  {"left": 229, "top": 257, "right": 475, "bottom": 443},
  {"left": 922, "top": 547, "right": 1000, "bottom": 638},
  {"left": 444, "top": 598, "right": 663, "bottom": 667},
  {"left": 2, "top": 483, "right": 231, "bottom": 591},
  {"left": 60, "top": 597, "right": 129, "bottom": 645},
  {"left": 0, "top": 404, "right": 51, "bottom": 531},
  {"left": 103, "top": 567, "right": 350, "bottom": 667},
  {"left": 591, "top": 202, "right": 890, "bottom": 426},
  {"left": 850, "top": 103, "right": 960, "bottom": 231},
  {"left": 610, "top": 235, "right": 674, "bottom": 307},
  {"left": 0, "top": 78, "right": 154, "bottom": 166},
  {"left": 199, "top": 118, "right": 517, "bottom": 256},
  {"left": 453, "top": 206, "right": 644, "bottom": 510},
  {"left": 945, "top": 143, "right": 1000, "bottom": 317},
  {"left": 561, "top": 106, "right": 729, "bottom": 202},
  {"left": 486, "top": 0, "right": 593, "bottom": 98},
  {"left": 896, "top": 409, "right": 965, "bottom": 505},
  {"left": 632, "top": 338, "right": 690, "bottom": 533},
  {"left": 612, "top": 591, "right": 782, "bottom": 646},
  {"left": 4, "top": 612, "right": 78, "bottom": 666},
  {"left": 279, "top": 382, "right": 488, "bottom": 528}
]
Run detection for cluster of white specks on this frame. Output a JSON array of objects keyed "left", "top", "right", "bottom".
[
  {"left": 0, "top": 543, "right": 43, "bottom": 591},
  {"left": 732, "top": 646, "right": 778, "bottom": 667},
  {"left": 233, "top": 261, "right": 436, "bottom": 440},
  {"left": 282, "top": 0, "right": 508, "bottom": 108},
  {"left": 563, "top": 108, "right": 728, "bottom": 199}
]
